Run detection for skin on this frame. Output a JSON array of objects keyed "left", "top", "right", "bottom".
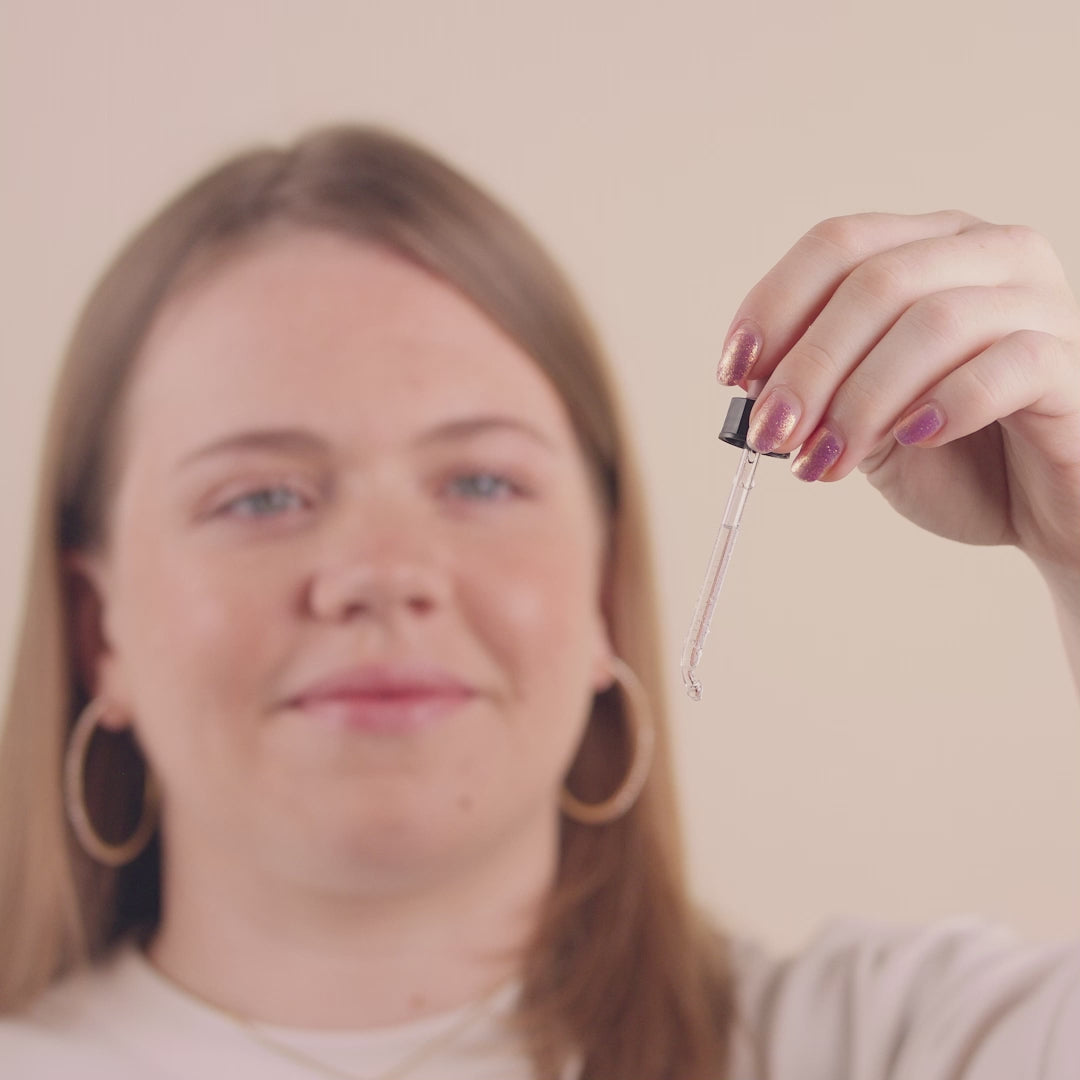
[
  {"left": 69, "top": 209, "right": 1080, "bottom": 1032},
  {"left": 721, "top": 211, "right": 1080, "bottom": 691},
  {"left": 73, "top": 229, "right": 617, "bottom": 1027}
]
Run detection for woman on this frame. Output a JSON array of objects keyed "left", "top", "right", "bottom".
[{"left": 0, "top": 127, "right": 1077, "bottom": 1079}]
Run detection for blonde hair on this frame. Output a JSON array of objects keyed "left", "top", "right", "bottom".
[{"left": 0, "top": 127, "right": 736, "bottom": 1077}]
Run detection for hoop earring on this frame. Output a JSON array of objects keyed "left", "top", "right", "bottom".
[
  {"left": 560, "top": 657, "right": 655, "bottom": 826},
  {"left": 63, "top": 698, "right": 159, "bottom": 868}
]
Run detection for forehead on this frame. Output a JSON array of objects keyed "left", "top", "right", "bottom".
[{"left": 123, "top": 229, "right": 578, "bottom": 459}]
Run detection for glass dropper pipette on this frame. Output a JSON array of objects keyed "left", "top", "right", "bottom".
[{"left": 681, "top": 397, "right": 789, "bottom": 701}]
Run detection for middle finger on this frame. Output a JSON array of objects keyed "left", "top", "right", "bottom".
[
  {"left": 744, "top": 226, "right": 1055, "bottom": 459},
  {"left": 791, "top": 285, "right": 1073, "bottom": 481}
]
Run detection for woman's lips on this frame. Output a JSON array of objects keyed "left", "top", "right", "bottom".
[
  {"left": 291, "top": 689, "right": 476, "bottom": 734},
  {"left": 285, "top": 666, "right": 477, "bottom": 734}
]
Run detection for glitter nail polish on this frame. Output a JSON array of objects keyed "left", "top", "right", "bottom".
[
  {"left": 791, "top": 428, "right": 843, "bottom": 482},
  {"left": 894, "top": 402, "right": 945, "bottom": 446},
  {"left": 717, "top": 322, "right": 762, "bottom": 386},
  {"left": 747, "top": 387, "right": 800, "bottom": 454}
]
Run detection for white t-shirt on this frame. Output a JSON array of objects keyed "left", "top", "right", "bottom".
[{"left": 1, "top": 916, "right": 1077, "bottom": 1078}]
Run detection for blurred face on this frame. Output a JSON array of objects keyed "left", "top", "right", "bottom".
[{"left": 84, "top": 229, "right": 615, "bottom": 892}]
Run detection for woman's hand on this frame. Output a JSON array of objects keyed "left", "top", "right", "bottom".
[{"left": 717, "top": 211, "right": 1080, "bottom": 577}]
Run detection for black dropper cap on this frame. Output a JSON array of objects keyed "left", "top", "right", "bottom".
[{"left": 719, "top": 396, "right": 790, "bottom": 458}]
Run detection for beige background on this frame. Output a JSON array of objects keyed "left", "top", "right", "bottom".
[{"left": 2, "top": 0, "right": 1078, "bottom": 953}]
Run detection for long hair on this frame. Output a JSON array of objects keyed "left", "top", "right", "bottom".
[{"left": 0, "top": 126, "right": 736, "bottom": 1077}]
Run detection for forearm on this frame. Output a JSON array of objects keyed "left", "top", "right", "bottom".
[{"left": 1039, "top": 561, "right": 1080, "bottom": 700}]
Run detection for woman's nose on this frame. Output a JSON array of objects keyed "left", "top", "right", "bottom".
[
  {"left": 309, "top": 558, "right": 451, "bottom": 623},
  {"left": 306, "top": 504, "right": 453, "bottom": 624}
]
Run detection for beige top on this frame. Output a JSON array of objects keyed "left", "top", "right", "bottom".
[
  {"left": 727, "top": 916, "right": 1080, "bottom": 1078},
  {"left": 1, "top": 917, "right": 1077, "bottom": 1078}
]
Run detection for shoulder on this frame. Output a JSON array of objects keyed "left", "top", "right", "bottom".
[
  {"left": 0, "top": 943, "right": 305, "bottom": 1080},
  {"left": 0, "top": 952, "right": 136, "bottom": 1076},
  {"left": 0, "top": 941, "right": 241, "bottom": 1079},
  {"left": 728, "top": 915, "right": 1080, "bottom": 1080}
]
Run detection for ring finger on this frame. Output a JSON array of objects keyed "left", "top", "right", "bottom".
[{"left": 750, "top": 285, "right": 1073, "bottom": 480}]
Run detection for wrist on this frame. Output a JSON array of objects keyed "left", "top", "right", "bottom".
[
  {"left": 1034, "top": 557, "right": 1080, "bottom": 616},
  {"left": 1032, "top": 557, "right": 1080, "bottom": 697}
]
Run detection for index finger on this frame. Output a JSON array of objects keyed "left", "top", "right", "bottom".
[{"left": 716, "top": 210, "right": 983, "bottom": 386}]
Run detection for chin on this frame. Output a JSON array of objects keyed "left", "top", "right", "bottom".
[{"left": 276, "top": 786, "right": 491, "bottom": 885}]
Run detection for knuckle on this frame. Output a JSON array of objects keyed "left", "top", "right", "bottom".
[
  {"left": 1006, "top": 328, "right": 1053, "bottom": 371},
  {"left": 832, "top": 371, "right": 881, "bottom": 418},
  {"left": 963, "top": 330, "right": 1048, "bottom": 409},
  {"left": 944, "top": 208, "right": 985, "bottom": 230},
  {"left": 1000, "top": 222, "right": 1054, "bottom": 259},
  {"left": 789, "top": 337, "right": 842, "bottom": 380},
  {"left": 963, "top": 357, "right": 1007, "bottom": 411},
  {"left": 846, "top": 254, "right": 912, "bottom": 307},
  {"left": 805, "top": 215, "right": 866, "bottom": 259},
  {"left": 905, "top": 294, "right": 966, "bottom": 344}
]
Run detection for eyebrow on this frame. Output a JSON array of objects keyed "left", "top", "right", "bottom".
[{"left": 174, "top": 415, "right": 557, "bottom": 470}]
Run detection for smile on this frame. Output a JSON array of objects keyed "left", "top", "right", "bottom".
[{"left": 287, "top": 688, "right": 477, "bottom": 735}]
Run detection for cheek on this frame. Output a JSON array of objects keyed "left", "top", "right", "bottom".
[
  {"left": 110, "top": 529, "right": 294, "bottom": 756},
  {"left": 478, "top": 520, "right": 598, "bottom": 640},
  {"left": 461, "top": 515, "right": 605, "bottom": 737}
]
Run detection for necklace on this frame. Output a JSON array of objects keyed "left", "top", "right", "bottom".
[
  {"left": 146, "top": 952, "right": 517, "bottom": 1080},
  {"left": 222, "top": 984, "right": 513, "bottom": 1080}
]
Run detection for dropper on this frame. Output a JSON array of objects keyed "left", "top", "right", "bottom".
[{"left": 681, "top": 397, "right": 789, "bottom": 701}]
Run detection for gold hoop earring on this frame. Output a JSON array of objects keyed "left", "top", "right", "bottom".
[
  {"left": 560, "top": 657, "right": 655, "bottom": 826},
  {"left": 63, "top": 698, "right": 159, "bottom": 868}
]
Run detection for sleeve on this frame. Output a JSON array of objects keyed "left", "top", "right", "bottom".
[{"left": 728, "top": 916, "right": 1080, "bottom": 1080}]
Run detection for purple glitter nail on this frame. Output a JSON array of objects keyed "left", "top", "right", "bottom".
[
  {"left": 717, "top": 322, "right": 762, "bottom": 385},
  {"left": 747, "top": 388, "right": 800, "bottom": 454},
  {"left": 894, "top": 403, "right": 945, "bottom": 446},
  {"left": 791, "top": 428, "right": 843, "bottom": 482}
]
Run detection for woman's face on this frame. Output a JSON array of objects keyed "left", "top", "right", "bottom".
[{"left": 83, "top": 229, "right": 615, "bottom": 892}]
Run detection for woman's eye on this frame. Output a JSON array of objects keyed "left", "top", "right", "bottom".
[
  {"left": 448, "top": 472, "right": 518, "bottom": 501},
  {"left": 219, "top": 486, "right": 308, "bottom": 519}
]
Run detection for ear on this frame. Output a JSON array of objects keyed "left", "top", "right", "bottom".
[
  {"left": 63, "top": 551, "right": 130, "bottom": 732},
  {"left": 589, "top": 563, "right": 619, "bottom": 695}
]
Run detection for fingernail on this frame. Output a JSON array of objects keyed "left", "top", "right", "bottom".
[
  {"left": 747, "top": 387, "right": 801, "bottom": 453},
  {"left": 894, "top": 402, "right": 945, "bottom": 446},
  {"left": 791, "top": 427, "right": 844, "bottom": 482},
  {"left": 717, "top": 321, "right": 762, "bottom": 385}
]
